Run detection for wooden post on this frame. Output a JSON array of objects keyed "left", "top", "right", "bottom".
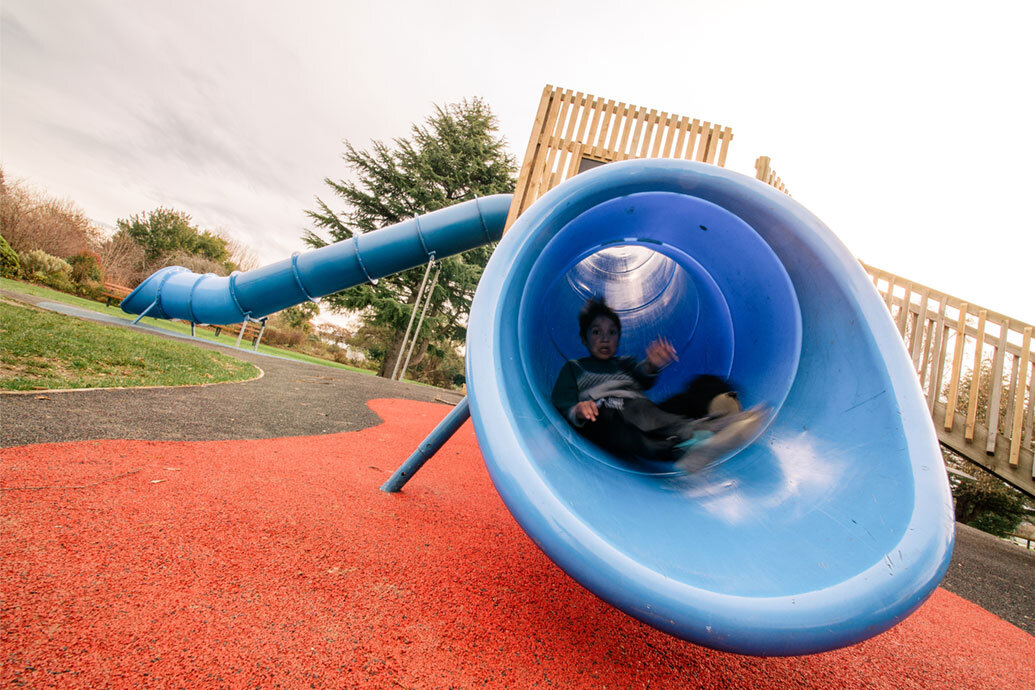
[
  {"left": 965, "top": 309, "right": 987, "bottom": 441},
  {"left": 944, "top": 303, "right": 969, "bottom": 431},
  {"left": 1009, "top": 327, "right": 1032, "bottom": 468},
  {"left": 929, "top": 295, "right": 949, "bottom": 411},
  {"left": 897, "top": 284, "right": 912, "bottom": 337},
  {"left": 986, "top": 319, "right": 1010, "bottom": 454},
  {"left": 910, "top": 289, "right": 930, "bottom": 371}
]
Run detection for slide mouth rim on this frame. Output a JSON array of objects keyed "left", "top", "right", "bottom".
[{"left": 466, "top": 158, "right": 955, "bottom": 655}]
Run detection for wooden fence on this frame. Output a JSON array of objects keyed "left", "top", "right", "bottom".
[
  {"left": 862, "top": 263, "right": 1034, "bottom": 497},
  {"left": 754, "top": 156, "right": 790, "bottom": 195},
  {"left": 505, "top": 85, "right": 734, "bottom": 231}
]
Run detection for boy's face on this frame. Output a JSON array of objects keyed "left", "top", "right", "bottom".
[{"left": 584, "top": 315, "right": 620, "bottom": 360}]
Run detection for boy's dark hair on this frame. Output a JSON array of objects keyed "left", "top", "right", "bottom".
[{"left": 579, "top": 298, "right": 621, "bottom": 341}]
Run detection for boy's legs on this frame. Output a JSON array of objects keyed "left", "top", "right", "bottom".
[
  {"left": 659, "top": 374, "right": 738, "bottom": 419},
  {"left": 579, "top": 404, "right": 683, "bottom": 460}
]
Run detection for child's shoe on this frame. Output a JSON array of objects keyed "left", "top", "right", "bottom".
[
  {"left": 707, "top": 391, "right": 741, "bottom": 417},
  {"left": 675, "top": 404, "right": 769, "bottom": 472}
]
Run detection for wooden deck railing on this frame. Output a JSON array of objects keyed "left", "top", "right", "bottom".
[
  {"left": 504, "top": 88, "right": 1032, "bottom": 496},
  {"left": 862, "top": 263, "right": 1034, "bottom": 497},
  {"left": 754, "top": 156, "right": 790, "bottom": 195}
]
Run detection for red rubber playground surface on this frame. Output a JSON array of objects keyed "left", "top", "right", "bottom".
[{"left": 2, "top": 398, "right": 1033, "bottom": 688}]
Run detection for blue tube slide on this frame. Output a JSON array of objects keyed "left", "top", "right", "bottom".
[
  {"left": 465, "top": 159, "right": 954, "bottom": 656},
  {"left": 119, "top": 196, "right": 512, "bottom": 324}
]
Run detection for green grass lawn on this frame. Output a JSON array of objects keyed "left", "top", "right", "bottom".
[
  {"left": 0, "top": 277, "right": 376, "bottom": 375},
  {"left": 0, "top": 300, "right": 261, "bottom": 391}
]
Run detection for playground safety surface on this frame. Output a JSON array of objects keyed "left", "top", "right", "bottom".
[{"left": 2, "top": 291, "right": 1033, "bottom": 688}]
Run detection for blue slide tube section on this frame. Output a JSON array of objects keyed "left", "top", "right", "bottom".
[
  {"left": 120, "top": 195, "right": 512, "bottom": 324},
  {"left": 466, "top": 159, "right": 954, "bottom": 656}
]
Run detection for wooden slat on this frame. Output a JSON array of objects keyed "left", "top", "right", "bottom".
[
  {"left": 615, "top": 104, "right": 636, "bottom": 156},
  {"left": 1004, "top": 355, "right": 1020, "bottom": 452},
  {"left": 559, "top": 91, "right": 581, "bottom": 147},
  {"left": 672, "top": 116, "right": 690, "bottom": 159},
  {"left": 928, "top": 295, "right": 949, "bottom": 411},
  {"left": 553, "top": 91, "right": 583, "bottom": 186},
  {"left": 684, "top": 119, "right": 702, "bottom": 160},
  {"left": 703, "top": 122, "right": 722, "bottom": 163},
  {"left": 584, "top": 96, "right": 605, "bottom": 149},
  {"left": 986, "top": 318, "right": 1010, "bottom": 454},
  {"left": 648, "top": 110, "right": 666, "bottom": 158},
  {"left": 605, "top": 100, "right": 624, "bottom": 152},
  {"left": 695, "top": 121, "right": 713, "bottom": 162},
  {"left": 909, "top": 290, "right": 929, "bottom": 368},
  {"left": 944, "top": 303, "right": 969, "bottom": 431},
  {"left": 964, "top": 309, "right": 987, "bottom": 441},
  {"left": 624, "top": 106, "right": 648, "bottom": 158},
  {"left": 518, "top": 88, "right": 565, "bottom": 217},
  {"left": 884, "top": 278, "right": 897, "bottom": 310},
  {"left": 1010, "top": 327, "right": 1033, "bottom": 467},
  {"left": 659, "top": 114, "right": 677, "bottom": 157},
  {"left": 1025, "top": 358, "right": 1034, "bottom": 450},
  {"left": 533, "top": 89, "right": 574, "bottom": 201},
  {"left": 717, "top": 127, "right": 732, "bottom": 167},
  {"left": 564, "top": 142, "right": 584, "bottom": 179},
  {"left": 755, "top": 156, "right": 772, "bottom": 181},
  {"left": 572, "top": 92, "right": 591, "bottom": 144},
  {"left": 589, "top": 99, "right": 614, "bottom": 159},
  {"left": 918, "top": 315, "right": 935, "bottom": 390},
  {"left": 897, "top": 283, "right": 912, "bottom": 336},
  {"left": 505, "top": 85, "right": 555, "bottom": 230}
]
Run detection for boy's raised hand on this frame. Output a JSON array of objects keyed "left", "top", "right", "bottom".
[{"left": 646, "top": 337, "right": 677, "bottom": 371}]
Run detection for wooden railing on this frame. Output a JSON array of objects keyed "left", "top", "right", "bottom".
[
  {"left": 504, "top": 87, "right": 1033, "bottom": 496},
  {"left": 754, "top": 156, "right": 790, "bottom": 195},
  {"left": 862, "top": 263, "right": 1034, "bottom": 497},
  {"left": 506, "top": 85, "right": 734, "bottom": 231}
]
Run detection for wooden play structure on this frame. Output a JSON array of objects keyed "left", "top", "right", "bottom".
[
  {"left": 505, "top": 85, "right": 1034, "bottom": 497},
  {"left": 505, "top": 86, "right": 733, "bottom": 230}
]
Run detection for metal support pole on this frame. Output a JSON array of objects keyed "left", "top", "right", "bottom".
[
  {"left": 391, "top": 256, "right": 435, "bottom": 380},
  {"left": 398, "top": 263, "right": 440, "bottom": 381},
  {"left": 235, "top": 319, "right": 249, "bottom": 348},
  {"left": 252, "top": 317, "right": 267, "bottom": 351},
  {"left": 132, "top": 300, "right": 157, "bottom": 325},
  {"left": 380, "top": 396, "right": 470, "bottom": 492}
]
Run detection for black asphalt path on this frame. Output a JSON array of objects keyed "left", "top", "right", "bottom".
[{"left": 2, "top": 287, "right": 1032, "bottom": 637}]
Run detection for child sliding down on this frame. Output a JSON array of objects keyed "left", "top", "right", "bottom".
[{"left": 551, "top": 298, "right": 767, "bottom": 470}]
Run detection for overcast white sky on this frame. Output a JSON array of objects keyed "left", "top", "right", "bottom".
[{"left": 2, "top": 0, "right": 1032, "bottom": 323}]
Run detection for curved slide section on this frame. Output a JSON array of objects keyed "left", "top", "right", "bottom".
[
  {"left": 466, "top": 159, "right": 954, "bottom": 655},
  {"left": 120, "top": 195, "right": 512, "bottom": 324}
]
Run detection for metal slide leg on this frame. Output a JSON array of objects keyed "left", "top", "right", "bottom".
[
  {"left": 398, "top": 263, "right": 441, "bottom": 380},
  {"left": 380, "top": 397, "right": 470, "bottom": 492},
  {"left": 391, "top": 256, "right": 435, "bottom": 380},
  {"left": 132, "top": 300, "right": 158, "bottom": 325}
]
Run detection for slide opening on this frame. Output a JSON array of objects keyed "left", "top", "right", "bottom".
[{"left": 519, "top": 191, "right": 801, "bottom": 476}]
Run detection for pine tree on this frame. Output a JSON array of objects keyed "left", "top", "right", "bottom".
[{"left": 302, "top": 98, "right": 517, "bottom": 380}]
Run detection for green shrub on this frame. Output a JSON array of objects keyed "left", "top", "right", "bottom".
[
  {"left": 0, "top": 234, "right": 19, "bottom": 278},
  {"left": 29, "top": 270, "right": 74, "bottom": 293},
  {"left": 68, "top": 250, "right": 104, "bottom": 284},
  {"left": 19, "top": 248, "right": 71, "bottom": 277},
  {"left": 19, "top": 249, "right": 75, "bottom": 293}
]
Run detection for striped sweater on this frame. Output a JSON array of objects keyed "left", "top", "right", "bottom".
[{"left": 551, "top": 356, "right": 658, "bottom": 427}]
